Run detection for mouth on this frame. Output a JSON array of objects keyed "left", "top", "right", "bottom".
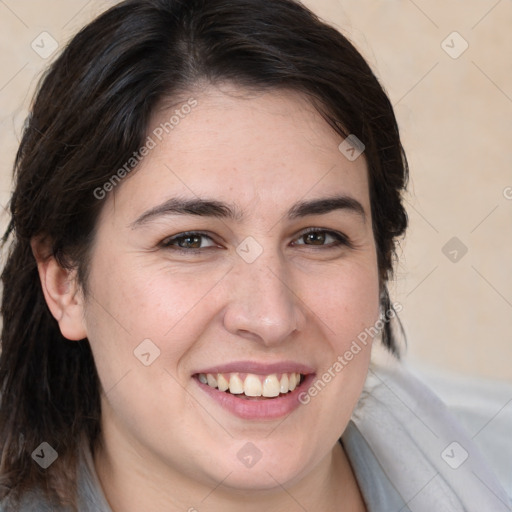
[
  {"left": 192, "top": 362, "right": 315, "bottom": 420},
  {"left": 195, "top": 372, "right": 305, "bottom": 400}
]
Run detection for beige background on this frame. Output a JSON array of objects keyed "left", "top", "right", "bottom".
[{"left": 0, "top": 0, "right": 511, "bottom": 381}]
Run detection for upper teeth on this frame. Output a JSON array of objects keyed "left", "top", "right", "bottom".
[{"left": 198, "top": 372, "right": 302, "bottom": 397}]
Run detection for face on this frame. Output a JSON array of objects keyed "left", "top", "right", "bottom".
[{"left": 81, "top": 85, "right": 380, "bottom": 493}]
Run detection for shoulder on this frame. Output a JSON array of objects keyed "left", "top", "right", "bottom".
[
  {"left": 351, "top": 356, "right": 512, "bottom": 510},
  {"left": 410, "top": 363, "right": 512, "bottom": 501},
  {"left": 0, "top": 493, "right": 66, "bottom": 512},
  {"left": 0, "top": 487, "right": 74, "bottom": 512}
]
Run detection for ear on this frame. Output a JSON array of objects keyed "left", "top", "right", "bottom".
[{"left": 31, "top": 238, "right": 87, "bottom": 341}]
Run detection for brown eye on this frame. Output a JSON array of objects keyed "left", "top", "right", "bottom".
[
  {"left": 162, "top": 232, "right": 217, "bottom": 251},
  {"left": 303, "top": 231, "right": 327, "bottom": 245},
  {"left": 293, "top": 229, "right": 348, "bottom": 247},
  {"left": 177, "top": 234, "right": 202, "bottom": 249}
]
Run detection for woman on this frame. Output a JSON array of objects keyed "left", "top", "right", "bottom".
[{"left": 0, "top": 0, "right": 509, "bottom": 510}]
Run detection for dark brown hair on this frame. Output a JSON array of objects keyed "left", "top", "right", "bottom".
[{"left": 0, "top": 0, "right": 408, "bottom": 508}]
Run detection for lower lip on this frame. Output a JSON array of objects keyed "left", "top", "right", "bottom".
[{"left": 194, "top": 374, "right": 316, "bottom": 420}]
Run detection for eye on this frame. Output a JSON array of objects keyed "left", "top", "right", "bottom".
[
  {"left": 292, "top": 228, "right": 351, "bottom": 248},
  {"left": 161, "top": 231, "right": 217, "bottom": 251},
  {"left": 160, "top": 228, "right": 352, "bottom": 254}
]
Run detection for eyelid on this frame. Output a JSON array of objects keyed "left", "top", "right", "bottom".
[
  {"left": 292, "top": 227, "right": 353, "bottom": 248},
  {"left": 160, "top": 227, "right": 353, "bottom": 253},
  {"left": 161, "top": 231, "right": 219, "bottom": 250}
]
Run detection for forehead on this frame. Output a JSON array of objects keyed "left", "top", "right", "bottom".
[{"left": 107, "top": 85, "right": 370, "bottom": 221}]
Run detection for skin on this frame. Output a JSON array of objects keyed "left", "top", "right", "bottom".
[{"left": 36, "top": 84, "right": 380, "bottom": 511}]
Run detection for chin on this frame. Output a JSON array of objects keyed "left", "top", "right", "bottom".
[
  {"left": 202, "top": 439, "right": 313, "bottom": 492},
  {"left": 217, "top": 465, "right": 302, "bottom": 493}
]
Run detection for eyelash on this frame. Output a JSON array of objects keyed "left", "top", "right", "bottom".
[{"left": 161, "top": 228, "right": 353, "bottom": 255}]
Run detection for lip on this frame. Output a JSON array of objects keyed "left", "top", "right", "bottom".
[
  {"left": 193, "top": 361, "right": 316, "bottom": 421},
  {"left": 194, "top": 360, "right": 315, "bottom": 376}
]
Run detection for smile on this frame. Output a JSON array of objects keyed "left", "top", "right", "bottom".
[
  {"left": 197, "top": 372, "right": 304, "bottom": 398},
  {"left": 193, "top": 362, "right": 315, "bottom": 420}
]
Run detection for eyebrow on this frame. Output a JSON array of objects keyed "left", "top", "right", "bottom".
[{"left": 130, "top": 194, "right": 366, "bottom": 228}]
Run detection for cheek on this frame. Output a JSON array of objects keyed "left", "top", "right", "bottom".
[
  {"left": 303, "top": 259, "right": 381, "bottom": 342},
  {"left": 300, "top": 258, "right": 380, "bottom": 409},
  {"left": 83, "top": 254, "right": 229, "bottom": 366}
]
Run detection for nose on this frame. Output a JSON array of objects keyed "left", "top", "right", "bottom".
[{"left": 222, "top": 249, "right": 307, "bottom": 346}]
